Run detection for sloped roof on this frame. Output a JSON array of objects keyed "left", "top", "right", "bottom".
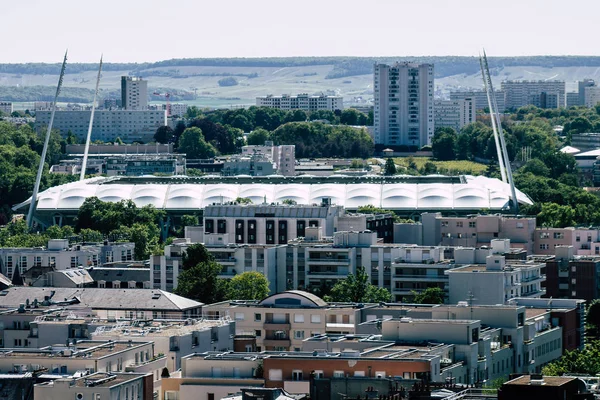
[
  {"left": 0, "top": 287, "right": 203, "bottom": 310},
  {"left": 87, "top": 268, "right": 150, "bottom": 283}
]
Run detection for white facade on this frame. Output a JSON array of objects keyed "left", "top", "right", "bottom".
[
  {"left": 0, "top": 101, "right": 12, "bottom": 114},
  {"left": 168, "top": 103, "right": 188, "bottom": 117},
  {"left": 449, "top": 90, "right": 506, "bottom": 111},
  {"left": 121, "top": 76, "right": 148, "bottom": 110},
  {"left": 256, "top": 94, "right": 343, "bottom": 111},
  {"left": 434, "top": 98, "right": 476, "bottom": 132},
  {"left": 584, "top": 86, "right": 600, "bottom": 108},
  {"left": 501, "top": 80, "right": 565, "bottom": 109},
  {"left": 35, "top": 109, "right": 167, "bottom": 143},
  {"left": 373, "top": 63, "right": 434, "bottom": 147},
  {"left": 579, "top": 79, "right": 596, "bottom": 106}
]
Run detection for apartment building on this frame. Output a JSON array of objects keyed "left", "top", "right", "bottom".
[
  {"left": 450, "top": 90, "right": 506, "bottom": 112},
  {"left": 544, "top": 245, "right": 600, "bottom": 302},
  {"left": 168, "top": 103, "right": 188, "bottom": 117},
  {"left": 121, "top": 76, "right": 148, "bottom": 110},
  {"left": 433, "top": 98, "right": 476, "bottom": 132},
  {"left": 584, "top": 86, "right": 600, "bottom": 108},
  {"left": 579, "top": 79, "right": 596, "bottom": 106},
  {"left": 35, "top": 109, "right": 167, "bottom": 143},
  {"left": 240, "top": 142, "right": 295, "bottom": 176},
  {"left": 256, "top": 94, "right": 343, "bottom": 111},
  {"left": 447, "top": 240, "right": 545, "bottom": 305},
  {"left": 204, "top": 291, "right": 361, "bottom": 352},
  {"left": 34, "top": 372, "right": 154, "bottom": 400},
  {"left": 222, "top": 156, "right": 276, "bottom": 177},
  {"left": 566, "top": 92, "right": 580, "bottom": 108},
  {"left": 534, "top": 227, "right": 600, "bottom": 255},
  {"left": 501, "top": 80, "right": 565, "bottom": 110},
  {"left": 0, "top": 101, "right": 12, "bottom": 114},
  {"left": 0, "top": 239, "right": 135, "bottom": 280},
  {"left": 373, "top": 62, "right": 434, "bottom": 147},
  {"left": 161, "top": 352, "right": 265, "bottom": 400},
  {"left": 395, "top": 213, "right": 536, "bottom": 254}
]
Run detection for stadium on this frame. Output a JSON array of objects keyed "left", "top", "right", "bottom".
[{"left": 13, "top": 174, "right": 534, "bottom": 228}]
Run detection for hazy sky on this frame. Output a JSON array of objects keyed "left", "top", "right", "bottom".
[{"left": 3, "top": 0, "right": 599, "bottom": 63}]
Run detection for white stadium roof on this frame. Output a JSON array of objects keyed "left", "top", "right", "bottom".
[{"left": 14, "top": 175, "right": 533, "bottom": 214}]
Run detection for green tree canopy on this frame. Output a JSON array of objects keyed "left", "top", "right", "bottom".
[
  {"left": 227, "top": 271, "right": 270, "bottom": 300},
  {"left": 324, "top": 266, "right": 391, "bottom": 303},
  {"left": 384, "top": 158, "right": 397, "bottom": 175},
  {"left": 182, "top": 243, "right": 214, "bottom": 270},
  {"left": 178, "top": 127, "right": 218, "bottom": 159},
  {"left": 411, "top": 287, "right": 445, "bottom": 304},
  {"left": 174, "top": 260, "right": 228, "bottom": 304},
  {"left": 154, "top": 126, "right": 174, "bottom": 144},
  {"left": 247, "top": 128, "right": 271, "bottom": 146},
  {"left": 432, "top": 127, "right": 457, "bottom": 161}
]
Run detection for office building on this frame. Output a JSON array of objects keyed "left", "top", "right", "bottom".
[
  {"left": 256, "top": 94, "right": 343, "bottom": 112},
  {"left": 35, "top": 109, "right": 167, "bottom": 143},
  {"left": 447, "top": 240, "right": 545, "bottom": 305},
  {"left": 373, "top": 62, "right": 434, "bottom": 147},
  {"left": 434, "top": 98, "right": 476, "bottom": 132},
  {"left": 0, "top": 101, "right": 12, "bottom": 114},
  {"left": 501, "top": 80, "right": 565, "bottom": 110},
  {"left": 450, "top": 90, "right": 506, "bottom": 112},
  {"left": 579, "top": 79, "right": 596, "bottom": 106},
  {"left": 121, "top": 76, "right": 148, "bottom": 110}
]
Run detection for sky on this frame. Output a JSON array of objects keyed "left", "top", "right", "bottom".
[{"left": 2, "top": 0, "right": 599, "bottom": 63}]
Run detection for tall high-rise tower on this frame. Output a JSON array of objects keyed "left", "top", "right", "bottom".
[
  {"left": 373, "top": 62, "right": 434, "bottom": 147},
  {"left": 121, "top": 76, "right": 148, "bottom": 110}
]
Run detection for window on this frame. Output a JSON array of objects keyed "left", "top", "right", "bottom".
[
  {"left": 311, "top": 315, "right": 321, "bottom": 323},
  {"left": 254, "top": 313, "right": 262, "bottom": 321},
  {"left": 469, "top": 221, "right": 476, "bottom": 228},
  {"left": 292, "top": 370, "right": 303, "bottom": 381},
  {"left": 294, "top": 314, "right": 304, "bottom": 323},
  {"left": 234, "top": 313, "right": 245, "bottom": 321},
  {"left": 294, "top": 330, "right": 305, "bottom": 339},
  {"left": 441, "top": 221, "right": 448, "bottom": 227},
  {"left": 456, "top": 222, "right": 463, "bottom": 228},
  {"left": 354, "top": 371, "right": 365, "bottom": 377},
  {"left": 516, "top": 222, "right": 524, "bottom": 229},
  {"left": 333, "top": 370, "right": 345, "bottom": 378},
  {"left": 269, "top": 369, "right": 282, "bottom": 381},
  {"left": 553, "top": 232, "right": 564, "bottom": 239},
  {"left": 314, "top": 370, "right": 324, "bottom": 379},
  {"left": 255, "top": 330, "right": 261, "bottom": 337},
  {"left": 540, "top": 244, "right": 549, "bottom": 250},
  {"left": 539, "top": 232, "right": 550, "bottom": 239}
]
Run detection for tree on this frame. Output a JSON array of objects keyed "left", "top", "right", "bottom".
[
  {"left": 154, "top": 126, "right": 174, "bottom": 144},
  {"left": 420, "top": 161, "right": 437, "bottom": 175},
  {"left": 174, "top": 260, "right": 228, "bottom": 304},
  {"left": 384, "top": 158, "right": 397, "bottom": 175},
  {"left": 587, "top": 300, "right": 600, "bottom": 337},
  {"left": 325, "top": 266, "right": 391, "bottom": 303},
  {"left": 247, "top": 128, "right": 271, "bottom": 146},
  {"left": 537, "top": 203, "right": 575, "bottom": 228},
  {"left": 411, "top": 287, "right": 445, "bottom": 304},
  {"left": 520, "top": 159, "right": 551, "bottom": 177},
  {"left": 542, "top": 341, "right": 600, "bottom": 376},
  {"left": 235, "top": 197, "right": 253, "bottom": 204},
  {"left": 432, "top": 127, "right": 457, "bottom": 161},
  {"left": 227, "top": 271, "right": 270, "bottom": 300},
  {"left": 182, "top": 243, "right": 214, "bottom": 270},
  {"left": 178, "top": 127, "right": 217, "bottom": 159},
  {"left": 282, "top": 199, "right": 297, "bottom": 205}
]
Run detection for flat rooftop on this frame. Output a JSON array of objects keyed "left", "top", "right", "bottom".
[
  {"left": 504, "top": 375, "right": 577, "bottom": 387},
  {"left": 0, "top": 341, "right": 150, "bottom": 359}
]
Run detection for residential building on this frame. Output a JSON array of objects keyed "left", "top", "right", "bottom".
[
  {"left": 447, "top": 240, "right": 545, "bottom": 305},
  {"left": 35, "top": 109, "right": 167, "bottom": 143},
  {"left": 534, "top": 227, "right": 600, "bottom": 255},
  {"left": 168, "top": 103, "right": 188, "bottom": 117},
  {"left": 256, "top": 94, "right": 343, "bottom": 112},
  {"left": 204, "top": 291, "right": 362, "bottom": 352},
  {"left": 584, "top": 86, "right": 600, "bottom": 108},
  {"left": 395, "top": 213, "right": 536, "bottom": 254},
  {"left": 222, "top": 156, "right": 276, "bottom": 176},
  {"left": 121, "top": 76, "right": 148, "bottom": 110},
  {"left": 0, "top": 287, "right": 203, "bottom": 320},
  {"left": 544, "top": 245, "right": 600, "bottom": 302},
  {"left": 579, "top": 79, "right": 596, "bottom": 106},
  {"left": 433, "top": 98, "right": 476, "bottom": 132},
  {"left": 103, "top": 98, "right": 122, "bottom": 109},
  {"left": 87, "top": 267, "right": 152, "bottom": 289},
  {"left": 161, "top": 352, "right": 265, "bottom": 400},
  {"left": 498, "top": 375, "right": 594, "bottom": 400},
  {"left": 501, "top": 80, "right": 565, "bottom": 110},
  {"left": 449, "top": 90, "right": 506, "bottom": 111},
  {"left": 240, "top": 142, "right": 295, "bottom": 176},
  {"left": 571, "top": 133, "right": 600, "bottom": 151},
  {"left": 34, "top": 372, "right": 154, "bottom": 400},
  {"left": 0, "top": 101, "right": 12, "bottom": 114},
  {"left": 0, "top": 239, "right": 135, "bottom": 280},
  {"left": 373, "top": 62, "right": 435, "bottom": 147}
]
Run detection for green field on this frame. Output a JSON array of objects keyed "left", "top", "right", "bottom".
[{"left": 393, "top": 157, "right": 488, "bottom": 176}]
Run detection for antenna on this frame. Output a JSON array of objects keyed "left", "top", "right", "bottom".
[
  {"left": 27, "top": 50, "right": 68, "bottom": 229},
  {"left": 80, "top": 55, "right": 103, "bottom": 181},
  {"left": 479, "top": 54, "right": 507, "bottom": 183},
  {"left": 482, "top": 50, "right": 519, "bottom": 215}
]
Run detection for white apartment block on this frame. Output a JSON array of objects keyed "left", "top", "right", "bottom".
[
  {"left": 373, "top": 62, "right": 434, "bottom": 147},
  {"left": 34, "top": 372, "right": 152, "bottom": 400},
  {"left": 0, "top": 239, "right": 135, "bottom": 280},
  {"left": 0, "top": 101, "right": 12, "bottom": 114},
  {"left": 241, "top": 142, "right": 295, "bottom": 176},
  {"left": 434, "top": 98, "right": 476, "bottom": 132},
  {"left": 121, "top": 76, "right": 148, "bottom": 110},
  {"left": 35, "top": 109, "right": 167, "bottom": 143},
  {"left": 449, "top": 90, "right": 506, "bottom": 111},
  {"left": 501, "top": 80, "right": 566, "bottom": 110},
  {"left": 447, "top": 240, "right": 545, "bottom": 305},
  {"left": 584, "top": 86, "right": 600, "bottom": 108},
  {"left": 169, "top": 103, "right": 188, "bottom": 117},
  {"left": 256, "top": 94, "right": 343, "bottom": 111}
]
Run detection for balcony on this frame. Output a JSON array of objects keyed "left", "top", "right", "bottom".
[
  {"left": 521, "top": 289, "right": 546, "bottom": 297},
  {"left": 393, "top": 274, "right": 446, "bottom": 281},
  {"left": 263, "top": 338, "right": 291, "bottom": 347},
  {"left": 521, "top": 275, "right": 545, "bottom": 283},
  {"left": 306, "top": 258, "right": 349, "bottom": 265},
  {"left": 264, "top": 322, "right": 291, "bottom": 330}
]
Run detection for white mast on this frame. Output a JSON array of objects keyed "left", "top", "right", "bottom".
[
  {"left": 479, "top": 54, "right": 507, "bottom": 183},
  {"left": 482, "top": 50, "right": 519, "bottom": 214},
  {"left": 80, "top": 55, "right": 103, "bottom": 181},
  {"left": 27, "top": 50, "right": 68, "bottom": 229}
]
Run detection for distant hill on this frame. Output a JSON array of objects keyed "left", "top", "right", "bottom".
[{"left": 2, "top": 56, "right": 600, "bottom": 107}]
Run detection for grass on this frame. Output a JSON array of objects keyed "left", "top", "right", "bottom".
[{"left": 392, "top": 157, "right": 488, "bottom": 176}]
